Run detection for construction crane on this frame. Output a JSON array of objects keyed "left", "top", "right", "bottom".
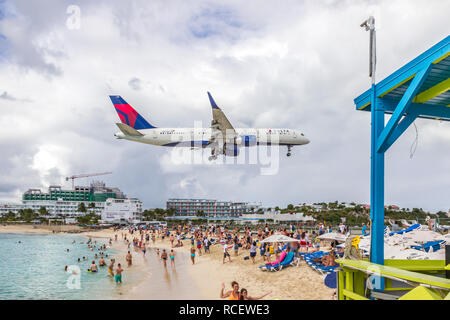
[{"left": 65, "top": 172, "right": 112, "bottom": 189}]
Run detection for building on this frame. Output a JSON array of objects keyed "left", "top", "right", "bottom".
[
  {"left": 22, "top": 181, "right": 124, "bottom": 202},
  {"left": 241, "top": 210, "right": 315, "bottom": 224},
  {"left": 101, "top": 198, "right": 142, "bottom": 224},
  {"left": 0, "top": 200, "right": 104, "bottom": 217},
  {"left": 166, "top": 199, "right": 259, "bottom": 217},
  {"left": 0, "top": 182, "right": 141, "bottom": 223}
]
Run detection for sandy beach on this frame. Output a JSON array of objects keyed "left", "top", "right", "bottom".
[{"left": 0, "top": 224, "right": 334, "bottom": 300}]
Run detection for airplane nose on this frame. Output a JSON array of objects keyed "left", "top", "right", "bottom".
[{"left": 304, "top": 137, "right": 310, "bottom": 144}]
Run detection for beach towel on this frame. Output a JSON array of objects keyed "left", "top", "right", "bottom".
[{"left": 266, "top": 251, "right": 287, "bottom": 266}]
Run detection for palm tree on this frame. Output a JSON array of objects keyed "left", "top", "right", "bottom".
[
  {"left": 77, "top": 203, "right": 87, "bottom": 214},
  {"left": 38, "top": 206, "right": 48, "bottom": 216}
]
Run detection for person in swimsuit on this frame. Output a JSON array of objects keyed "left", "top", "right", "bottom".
[
  {"left": 169, "top": 249, "right": 176, "bottom": 267},
  {"left": 220, "top": 281, "right": 240, "bottom": 300},
  {"left": 108, "top": 259, "right": 115, "bottom": 276},
  {"left": 99, "top": 257, "right": 106, "bottom": 266},
  {"left": 142, "top": 243, "right": 146, "bottom": 256},
  {"left": 89, "top": 261, "right": 98, "bottom": 272},
  {"left": 126, "top": 251, "right": 132, "bottom": 267},
  {"left": 115, "top": 263, "right": 123, "bottom": 284},
  {"left": 190, "top": 245, "right": 196, "bottom": 265},
  {"left": 161, "top": 249, "right": 168, "bottom": 267},
  {"left": 239, "top": 288, "right": 272, "bottom": 300}
]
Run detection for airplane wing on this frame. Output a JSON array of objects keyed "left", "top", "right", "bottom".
[{"left": 207, "top": 92, "right": 237, "bottom": 143}]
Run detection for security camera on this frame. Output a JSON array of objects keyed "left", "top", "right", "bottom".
[{"left": 360, "top": 16, "right": 375, "bottom": 31}]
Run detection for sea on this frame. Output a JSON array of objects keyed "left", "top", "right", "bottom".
[{"left": 0, "top": 233, "right": 122, "bottom": 300}]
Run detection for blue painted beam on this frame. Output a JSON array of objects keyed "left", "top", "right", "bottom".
[
  {"left": 354, "top": 36, "right": 450, "bottom": 110},
  {"left": 370, "top": 92, "right": 385, "bottom": 292},
  {"left": 379, "top": 98, "right": 450, "bottom": 120},
  {"left": 382, "top": 112, "right": 419, "bottom": 152},
  {"left": 376, "top": 64, "right": 432, "bottom": 153}
]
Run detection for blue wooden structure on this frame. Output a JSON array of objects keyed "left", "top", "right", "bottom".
[{"left": 354, "top": 35, "right": 450, "bottom": 270}]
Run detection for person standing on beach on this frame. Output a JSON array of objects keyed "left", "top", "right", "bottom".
[
  {"left": 190, "top": 245, "right": 196, "bottom": 265},
  {"left": 126, "top": 251, "right": 132, "bottom": 267},
  {"left": 115, "top": 264, "right": 123, "bottom": 284},
  {"left": 169, "top": 249, "right": 176, "bottom": 267},
  {"left": 142, "top": 243, "right": 146, "bottom": 256},
  {"left": 220, "top": 281, "right": 240, "bottom": 300},
  {"left": 161, "top": 249, "right": 168, "bottom": 267},
  {"left": 249, "top": 241, "right": 257, "bottom": 264},
  {"left": 223, "top": 244, "right": 232, "bottom": 264}
]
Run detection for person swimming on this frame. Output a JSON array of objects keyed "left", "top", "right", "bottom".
[{"left": 99, "top": 257, "right": 106, "bottom": 266}]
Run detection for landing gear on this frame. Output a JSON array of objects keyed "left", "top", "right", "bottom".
[
  {"left": 287, "top": 145, "right": 292, "bottom": 157},
  {"left": 208, "top": 148, "right": 218, "bottom": 161}
]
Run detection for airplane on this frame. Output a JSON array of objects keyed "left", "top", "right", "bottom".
[{"left": 110, "top": 92, "right": 310, "bottom": 161}]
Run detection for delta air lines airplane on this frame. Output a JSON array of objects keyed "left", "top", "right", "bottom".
[{"left": 110, "top": 92, "right": 310, "bottom": 160}]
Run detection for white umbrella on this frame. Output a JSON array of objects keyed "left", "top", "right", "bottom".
[
  {"left": 259, "top": 234, "right": 299, "bottom": 243},
  {"left": 317, "top": 232, "right": 347, "bottom": 242}
]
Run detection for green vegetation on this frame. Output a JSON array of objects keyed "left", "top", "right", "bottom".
[
  {"left": 275, "top": 202, "right": 446, "bottom": 226},
  {"left": 76, "top": 212, "right": 101, "bottom": 225},
  {"left": 141, "top": 208, "right": 175, "bottom": 221}
]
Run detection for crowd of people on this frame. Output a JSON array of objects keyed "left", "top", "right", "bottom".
[{"left": 64, "top": 221, "right": 361, "bottom": 298}]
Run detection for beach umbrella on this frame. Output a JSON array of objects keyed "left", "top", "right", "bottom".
[
  {"left": 259, "top": 234, "right": 299, "bottom": 243},
  {"left": 317, "top": 232, "right": 347, "bottom": 242}
]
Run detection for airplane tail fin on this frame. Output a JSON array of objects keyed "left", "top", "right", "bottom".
[
  {"left": 207, "top": 91, "right": 220, "bottom": 109},
  {"left": 109, "top": 95, "right": 156, "bottom": 129}
]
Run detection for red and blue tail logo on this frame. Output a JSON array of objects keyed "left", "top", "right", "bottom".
[{"left": 109, "top": 95, "right": 156, "bottom": 129}]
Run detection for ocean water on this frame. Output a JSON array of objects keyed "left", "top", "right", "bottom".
[{"left": 0, "top": 233, "right": 121, "bottom": 300}]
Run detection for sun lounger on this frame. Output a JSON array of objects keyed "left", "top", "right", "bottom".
[
  {"left": 388, "top": 223, "right": 420, "bottom": 236},
  {"left": 411, "top": 240, "right": 444, "bottom": 252},
  {"left": 274, "top": 252, "right": 296, "bottom": 271},
  {"left": 258, "top": 251, "right": 287, "bottom": 271}
]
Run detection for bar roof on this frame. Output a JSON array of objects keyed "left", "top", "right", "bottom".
[{"left": 354, "top": 36, "right": 450, "bottom": 121}]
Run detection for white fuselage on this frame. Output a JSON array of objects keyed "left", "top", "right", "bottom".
[{"left": 114, "top": 128, "right": 310, "bottom": 147}]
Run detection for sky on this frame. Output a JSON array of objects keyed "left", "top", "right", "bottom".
[{"left": 0, "top": 0, "right": 449, "bottom": 212}]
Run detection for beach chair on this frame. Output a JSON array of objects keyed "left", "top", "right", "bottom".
[
  {"left": 411, "top": 240, "right": 444, "bottom": 252},
  {"left": 388, "top": 223, "right": 420, "bottom": 236},
  {"left": 258, "top": 251, "right": 287, "bottom": 271},
  {"left": 274, "top": 252, "right": 296, "bottom": 271}
]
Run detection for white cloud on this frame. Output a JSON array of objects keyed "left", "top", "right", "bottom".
[{"left": 0, "top": 0, "right": 449, "bottom": 211}]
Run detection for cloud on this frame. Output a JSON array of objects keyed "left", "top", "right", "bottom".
[
  {"left": 0, "top": 0, "right": 449, "bottom": 213},
  {"left": 128, "top": 77, "right": 142, "bottom": 91}
]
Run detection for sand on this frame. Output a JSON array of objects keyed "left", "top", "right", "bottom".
[{"left": 0, "top": 224, "right": 335, "bottom": 300}]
